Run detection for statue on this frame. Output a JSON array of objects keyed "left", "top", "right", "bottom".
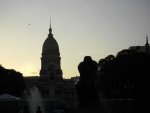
[
  {"left": 22, "top": 105, "right": 30, "bottom": 113},
  {"left": 77, "top": 56, "right": 99, "bottom": 108},
  {"left": 36, "top": 106, "right": 42, "bottom": 113}
]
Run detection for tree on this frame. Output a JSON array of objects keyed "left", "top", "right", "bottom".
[
  {"left": 0, "top": 65, "right": 26, "bottom": 97},
  {"left": 97, "top": 49, "right": 150, "bottom": 101}
]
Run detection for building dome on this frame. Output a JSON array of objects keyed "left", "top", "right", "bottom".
[
  {"left": 40, "top": 24, "right": 62, "bottom": 79},
  {"left": 42, "top": 27, "right": 60, "bottom": 55}
]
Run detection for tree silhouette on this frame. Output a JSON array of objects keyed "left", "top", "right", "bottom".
[
  {"left": 0, "top": 65, "right": 25, "bottom": 97},
  {"left": 97, "top": 49, "right": 150, "bottom": 103}
]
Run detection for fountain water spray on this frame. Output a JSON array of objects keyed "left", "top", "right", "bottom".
[{"left": 28, "top": 86, "right": 44, "bottom": 113}]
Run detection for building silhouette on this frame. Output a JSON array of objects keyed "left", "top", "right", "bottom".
[
  {"left": 24, "top": 23, "right": 78, "bottom": 111},
  {"left": 40, "top": 23, "right": 62, "bottom": 80},
  {"left": 129, "top": 35, "right": 150, "bottom": 54}
]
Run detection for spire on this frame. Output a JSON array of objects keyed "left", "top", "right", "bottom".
[
  {"left": 145, "top": 33, "right": 149, "bottom": 46},
  {"left": 48, "top": 18, "right": 53, "bottom": 36},
  {"left": 50, "top": 18, "right": 51, "bottom": 29},
  {"left": 145, "top": 33, "right": 149, "bottom": 53}
]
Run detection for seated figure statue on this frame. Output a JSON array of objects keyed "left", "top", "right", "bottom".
[
  {"left": 77, "top": 56, "right": 99, "bottom": 108},
  {"left": 36, "top": 106, "right": 42, "bottom": 113}
]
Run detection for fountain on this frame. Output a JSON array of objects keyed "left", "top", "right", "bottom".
[{"left": 28, "top": 86, "right": 44, "bottom": 113}]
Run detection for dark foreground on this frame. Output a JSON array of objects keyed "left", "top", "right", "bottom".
[
  {"left": 0, "top": 99, "right": 150, "bottom": 113},
  {"left": 73, "top": 99, "right": 149, "bottom": 113}
]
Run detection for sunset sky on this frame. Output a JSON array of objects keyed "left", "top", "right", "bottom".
[{"left": 0, "top": 0, "right": 150, "bottom": 78}]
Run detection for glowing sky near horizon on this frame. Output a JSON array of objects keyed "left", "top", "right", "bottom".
[{"left": 0, "top": 0, "right": 150, "bottom": 78}]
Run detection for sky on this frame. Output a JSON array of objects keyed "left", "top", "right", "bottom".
[{"left": 0, "top": 0, "right": 150, "bottom": 78}]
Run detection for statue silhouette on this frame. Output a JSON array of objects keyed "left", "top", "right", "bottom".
[
  {"left": 36, "top": 106, "right": 42, "bottom": 113},
  {"left": 77, "top": 56, "right": 99, "bottom": 108},
  {"left": 22, "top": 105, "right": 29, "bottom": 113}
]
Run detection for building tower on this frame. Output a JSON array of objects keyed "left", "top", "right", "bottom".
[
  {"left": 40, "top": 23, "right": 62, "bottom": 80},
  {"left": 145, "top": 34, "right": 149, "bottom": 53},
  {"left": 129, "top": 35, "right": 150, "bottom": 55}
]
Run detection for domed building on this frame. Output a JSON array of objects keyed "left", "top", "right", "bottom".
[
  {"left": 24, "top": 24, "right": 78, "bottom": 113},
  {"left": 40, "top": 24, "right": 62, "bottom": 80},
  {"left": 37, "top": 24, "right": 78, "bottom": 111}
]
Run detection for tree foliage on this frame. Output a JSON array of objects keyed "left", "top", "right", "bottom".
[
  {"left": 97, "top": 49, "right": 150, "bottom": 101},
  {"left": 0, "top": 65, "right": 25, "bottom": 97}
]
